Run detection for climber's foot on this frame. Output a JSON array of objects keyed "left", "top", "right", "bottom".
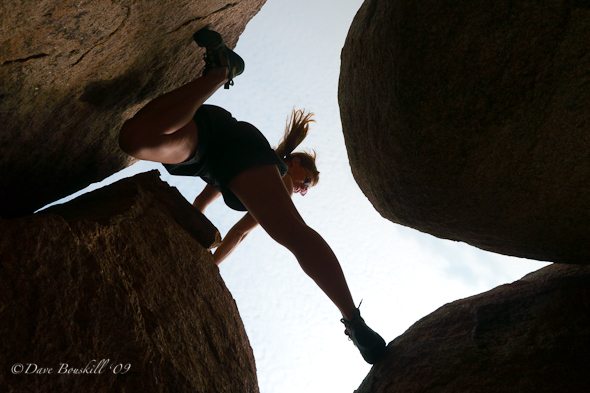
[
  {"left": 341, "top": 307, "right": 387, "bottom": 364},
  {"left": 194, "top": 27, "right": 224, "bottom": 50},
  {"left": 193, "top": 27, "right": 245, "bottom": 89}
]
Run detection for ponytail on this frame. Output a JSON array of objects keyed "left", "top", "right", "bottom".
[
  {"left": 275, "top": 109, "right": 320, "bottom": 187},
  {"left": 275, "top": 109, "right": 315, "bottom": 159}
]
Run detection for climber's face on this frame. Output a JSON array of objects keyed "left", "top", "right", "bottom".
[{"left": 288, "top": 158, "right": 313, "bottom": 196}]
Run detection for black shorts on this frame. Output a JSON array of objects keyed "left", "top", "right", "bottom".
[{"left": 163, "top": 105, "right": 288, "bottom": 211}]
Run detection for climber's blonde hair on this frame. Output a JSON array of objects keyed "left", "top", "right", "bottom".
[{"left": 275, "top": 109, "right": 320, "bottom": 186}]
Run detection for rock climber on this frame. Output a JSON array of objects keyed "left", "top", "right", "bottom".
[{"left": 118, "top": 27, "right": 386, "bottom": 364}]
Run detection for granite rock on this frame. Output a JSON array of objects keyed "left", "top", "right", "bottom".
[
  {"left": 356, "top": 264, "right": 590, "bottom": 393},
  {"left": 339, "top": 0, "right": 590, "bottom": 263},
  {"left": 0, "top": 0, "right": 265, "bottom": 217},
  {"left": 0, "top": 171, "right": 257, "bottom": 393}
]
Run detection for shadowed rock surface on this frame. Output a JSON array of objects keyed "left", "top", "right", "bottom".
[
  {"left": 339, "top": 0, "right": 590, "bottom": 264},
  {"left": 356, "top": 264, "right": 590, "bottom": 393},
  {"left": 0, "top": 171, "right": 258, "bottom": 393},
  {"left": 0, "top": 0, "right": 266, "bottom": 217}
]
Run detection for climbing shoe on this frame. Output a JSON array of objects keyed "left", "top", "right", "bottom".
[
  {"left": 193, "top": 27, "right": 245, "bottom": 89},
  {"left": 341, "top": 306, "right": 387, "bottom": 364}
]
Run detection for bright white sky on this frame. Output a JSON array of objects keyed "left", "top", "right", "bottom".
[{"left": 43, "top": 0, "right": 549, "bottom": 391}]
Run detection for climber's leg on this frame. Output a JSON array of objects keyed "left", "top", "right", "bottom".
[
  {"left": 228, "top": 164, "right": 357, "bottom": 320},
  {"left": 118, "top": 68, "right": 228, "bottom": 164}
]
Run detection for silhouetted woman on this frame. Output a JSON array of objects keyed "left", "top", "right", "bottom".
[{"left": 118, "top": 27, "right": 386, "bottom": 364}]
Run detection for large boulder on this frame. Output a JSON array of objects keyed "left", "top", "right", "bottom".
[
  {"left": 356, "top": 264, "right": 590, "bottom": 393},
  {"left": 0, "top": 171, "right": 258, "bottom": 393},
  {"left": 0, "top": 0, "right": 265, "bottom": 217},
  {"left": 339, "top": 1, "right": 590, "bottom": 264}
]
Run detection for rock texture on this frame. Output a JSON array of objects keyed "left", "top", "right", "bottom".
[
  {"left": 0, "top": 171, "right": 258, "bottom": 393},
  {"left": 0, "top": 0, "right": 266, "bottom": 218},
  {"left": 339, "top": 1, "right": 590, "bottom": 264},
  {"left": 356, "top": 264, "right": 590, "bottom": 393}
]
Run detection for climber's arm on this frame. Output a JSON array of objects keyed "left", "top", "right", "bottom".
[
  {"left": 193, "top": 184, "right": 220, "bottom": 212},
  {"left": 213, "top": 213, "right": 258, "bottom": 265}
]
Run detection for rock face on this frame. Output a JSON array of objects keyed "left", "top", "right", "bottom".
[
  {"left": 356, "top": 264, "right": 590, "bottom": 393},
  {"left": 0, "top": 0, "right": 266, "bottom": 218},
  {"left": 0, "top": 171, "right": 258, "bottom": 393},
  {"left": 339, "top": 1, "right": 590, "bottom": 264}
]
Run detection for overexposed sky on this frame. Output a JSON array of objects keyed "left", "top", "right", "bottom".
[{"left": 42, "top": 0, "right": 550, "bottom": 391}]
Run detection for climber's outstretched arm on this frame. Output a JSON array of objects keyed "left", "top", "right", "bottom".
[
  {"left": 213, "top": 213, "right": 258, "bottom": 265},
  {"left": 193, "top": 184, "right": 220, "bottom": 212},
  {"left": 212, "top": 175, "right": 292, "bottom": 265}
]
